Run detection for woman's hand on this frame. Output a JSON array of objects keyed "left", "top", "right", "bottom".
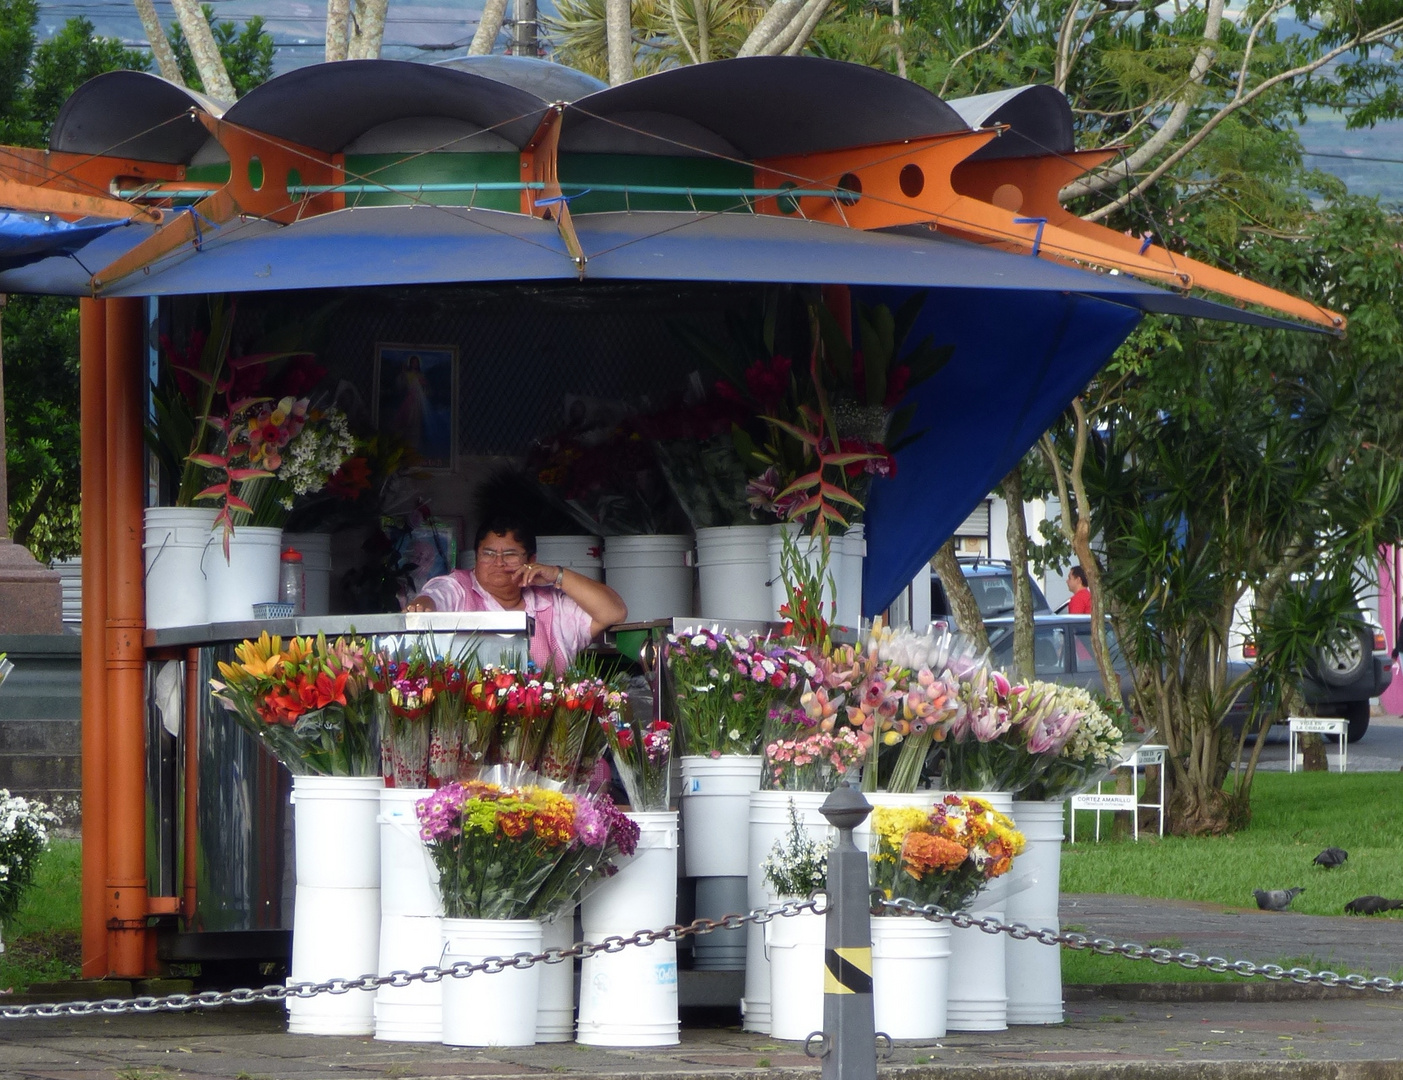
[
  {"left": 405, "top": 595, "right": 437, "bottom": 613},
  {"left": 513, "top": 562, "right": 562, "bottom": 589}
]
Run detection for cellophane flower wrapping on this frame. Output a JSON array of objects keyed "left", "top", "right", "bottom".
[
  {"left": 761, "top": 798, "right": 833, "bottom": 898},
  {"left": 415, "top": 780, "right": 581, "bottom": 920},
  {"left": 599, "top": 688, "right": 672, "bottom": 811},
  {"left": 369, "top": 651, "right": 435, "bottom": 788},
  {"left": 665, "top": 628, "right": 805, "bottom": 756},
  {"left": 1020, "top": 691, "right": 1150, "bottom": 801},
  {"left": 495, "top": 669, "right": 557, "bottom": 771},
  {"left": 427, "top": 658, "right": 469, "bottom": 785},
  {"left": 761, "top": 702, "right": 870, "bottom": 791},
  {"left": 869, "top": 794, "right": 1025, "bottom": 915},
  {"left": 532, "top": 791, "right": 641, "bottom": 917},
  {"left": 462, "top": 666, "right": 512, "bottom": 773},
  {"left": 539, "top": 674, "right": 612, "bottom": 784},
  {"left": 212, "top": 631, "right": 378, "bottom": 776}
]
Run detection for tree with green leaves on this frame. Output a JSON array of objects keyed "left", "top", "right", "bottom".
[{"left": 167, "top": 5, "right": 274, "bottom": 99}]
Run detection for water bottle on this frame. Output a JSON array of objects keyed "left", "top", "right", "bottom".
[{"left": 279, "top": 548, "right": 306, "bottom": 615}]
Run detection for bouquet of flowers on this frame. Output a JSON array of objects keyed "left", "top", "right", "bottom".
[
  {"left": 1019, "top": 690, "right": 1146, "bottom": 801},
  {"left": 0, "top": 789, "right": 59, "bottom": 932},
  {"left": 212, "top": 631, "right": 377, "bottom": 775},
  {"left": 863, "top": 625, "right": 965, "bottom": 793},
  {"left": 462, "top": 665, "right": 513, "bottom": 773},
  {"left": 665, "top": 627, "right": 805, "bottom": 757},
  {"left": 598, "top": 689, "right": 673, "bottom": 811},
  {"left": 427, "top": 654, "right": 471, "bottom": 785},
  {"left": 368, "top": 649, "right": 436, "bottom": 788},
  {"left": 496, "top": 669, "right": 558, "bottom": 771},
  {"left": 539, "top": 672, "right": 613, "bottom": 784},
  {"left": 761, "top": 704, "right": 870, "bottom": 791},
  {"left": 531, "top": 791, "right": 640, "bottom": 916},
  {"left": 761, "top": 799, "right": 833, "bottom": 899},
  {"left": 869, "top": 794, "right": 1025, "bottom": 914}
]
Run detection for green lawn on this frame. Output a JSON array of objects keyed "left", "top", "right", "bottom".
[
  {"left": 0, "top": 838, "right": 81, "bottom": 991},
  {"left": 1060, "top": 770, "right": 1403, "bottom": 983}
]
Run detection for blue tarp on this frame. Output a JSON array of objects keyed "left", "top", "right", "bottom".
[
  {"left": 859, "top": 286, "right": 1141, "bottom": 615},
  {"left": 0, "top": 212, "right": 128, "bottom": 272}
]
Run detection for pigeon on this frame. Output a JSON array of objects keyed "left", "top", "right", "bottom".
[
  {"left": 1344, "top": 896, "right": 1403, "bottom": 916},
  {"left": 1254, "top": 887, "right": 1304, "bottom": 911},
  {"left": 1313, "top": 847, "right": 1349, "bottom": 869}
]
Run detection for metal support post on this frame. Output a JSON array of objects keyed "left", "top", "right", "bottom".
[{"left": 818, "top": 784, "right": 876, "bottom": 1080}]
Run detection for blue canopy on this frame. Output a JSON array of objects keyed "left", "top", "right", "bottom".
[{"left": 0, "top": 212, "right": 128, "bottom": 272}]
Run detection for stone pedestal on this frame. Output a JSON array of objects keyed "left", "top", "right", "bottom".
[{"left": 0, "top": 540, "right": 62, "bottom": 634}]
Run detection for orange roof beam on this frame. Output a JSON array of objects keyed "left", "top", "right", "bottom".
[{"left": 952, "top": 153, "right": 1345, "bottom": 332}]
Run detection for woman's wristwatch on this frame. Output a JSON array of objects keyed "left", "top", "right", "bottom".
[{"left": 553, "top": 566, "right": 565, "bottom": 588}]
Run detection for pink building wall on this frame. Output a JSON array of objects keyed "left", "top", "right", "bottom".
[{"left": 1381, "top": 547, "right": 1403, "bottom": 715}]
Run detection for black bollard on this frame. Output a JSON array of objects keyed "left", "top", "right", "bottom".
[{"left": 818, "top": 783, "right": 876, "bottom": 1080}]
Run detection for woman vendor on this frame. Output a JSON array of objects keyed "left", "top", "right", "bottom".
[{"left": 406, "top": 510, "right": 627, "bottom": 671}]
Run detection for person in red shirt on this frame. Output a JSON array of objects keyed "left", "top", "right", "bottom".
[{"left": 1067, "top": 566, "right": 1092, "bottom": 614}]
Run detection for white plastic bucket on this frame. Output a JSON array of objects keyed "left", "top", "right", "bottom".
[
  {"left": 946, "top": 790, "right": 1012, "bottom": 1032},
  {"left": 678, "top": 756, "right": 762, "bottom": 878},
  {"left": 1006, "top": 800, "right": 1065, "bottom": 1026},
  {"left": 537, "top": 909, "right": 576, "bottom": 1043},
  {"left": 292, "top": 775, "right": 384, "bottom": 890},
  {"left": 872, "top": 915, "right": 951, "bottom": 1040},
  {"left": 691, "top": 876, "right": 748, "bottom": 970},
  {"left": 205, "top": 525, "right": 283, "bottom": 623},
  {"left": 378, "top": 787, "right": 441, "bottom": 917},
  {"left": 602, "top": 534, "right": 694, "bottom": 622},
  {"left": 283, "top": 532, "right": 332, "bottom": 616},
  {"left": 576, "top": 932, "right": 679, "bottom": 1046},
  {"left": 582, "top": 812, "right": 677, "bottom": 932},
  {"left": 696, "top": 525, "right": 774, "bottom": 621},
  {"left": 765, "top": 906, "right": 826, "bottom": 1040},
  {"left": 287, "top": 883, "right": 380, "bottom": 1035},
  {"left": 535, "top": 535, "right": 604, "bottom": 582},
  {"left": 143, "top": 507, "right": 218, "bottom": 629},
  {"left": 440, "top": 918, "right": 543, "bottom": 1046},
  {"left": 743, "top": 791, "right": 832, "bottom": 1034},
  {"left": 836, "top": 524, "right": 865, "bottom": 629},
  {"left": 767, "top": 526, "right": 838, "bottom": 622},
  {"left": 855, "top": 790, "right": 943, "bottom": 854},
  {"left": 374, "top": 913, "right": 443, "bottom": 1042}
]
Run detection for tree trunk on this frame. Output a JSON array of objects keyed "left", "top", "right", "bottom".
[
  {"left": 780, "top": 0, "right": 830, "bottom": 55},
  {"left": 696, "top": 0, "right": 710, "bottom": 62},
  {"left": 134, "top": 0, "right": 185, "bottom": 84},
  {"left": 1003, "top": 464, "right": 1035, "bottom": 682},
  {"left": 325, "top": 0, "right": 351, "bottom": 61},
  {"left": 605, "top": 0, "right": 633, "bottom": 84},
  {"left": 737, "top": 0, "right": 805, "bottom": 57},
  {"left": 170, "top": 0, "right": 236, "bottom": 99},
  {"left": 348, "top": 0, "right": 388, "bottom": 58},
  {"left": 468, "top": 0, "right": 510, "bottom": 54},
  {"left": 933, "top": 537, "right": 988, "bottom": 652}
]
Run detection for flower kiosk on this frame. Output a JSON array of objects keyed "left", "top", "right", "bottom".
[{"left": 0, "top": 52, "right": 1340, "bottom": 1039}]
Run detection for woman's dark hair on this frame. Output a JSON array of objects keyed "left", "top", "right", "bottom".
[
  {"left": 1069, "top": 566, "right": 1089, "bottom": 587},
  {"left": 472, "top": 470, "right": 539, "bottom": 556}
]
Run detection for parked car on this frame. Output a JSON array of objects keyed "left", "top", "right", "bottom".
[
  {"left": 1242, "top": 616, "right": 1391, "bottom": 743},
  {"left": 931, "top": 559, "right": 1050, "bottom": 626},
  {"left": 983, "top": 614, "right": 1255, "bottom": 733}
]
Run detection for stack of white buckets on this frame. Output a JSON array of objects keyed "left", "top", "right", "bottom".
[
  {"left": 523, "top": 524, "right": 866, "bottom": 628},
  {"left": 143, "top": 506, "right": 334, "bottom": 627}
]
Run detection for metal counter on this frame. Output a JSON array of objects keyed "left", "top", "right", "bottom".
[{"left": 145, "top": 614, "right": 531, "bottom": 966}]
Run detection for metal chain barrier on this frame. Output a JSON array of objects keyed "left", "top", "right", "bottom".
[
  {"left": 0, "top": 897, "right": 824, "bottom": 1020},
  {"left": 6, "top": 887, "right": 1399, "bottom": 1020},
  {"left": 877, "top": 896, "right": 1403, "bottom": 994}
]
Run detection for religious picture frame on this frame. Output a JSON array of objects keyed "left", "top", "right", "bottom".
[{"left": 373, "top": 343, "right": 458, "bottom": 472}]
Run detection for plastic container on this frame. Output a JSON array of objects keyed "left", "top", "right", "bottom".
[
  {"left": 535, "top": 535, "right": 604, "bottom": 582},
  {"left": 581, "top": 812, "right": 677, "bottom": 931},
  {"left": 765, "top": 906, "right": 826, "bottom": 1040},
  {"left": 283, "top": 533, "right": 332, "bottom": 616},
  {"left": 440, "top": 918, "right": 544, "bottom": 1046},
  {"left": 872, "top": 915, "right": 951, "bottom": 1039},
  {"left": 374, "top": 913, "right": 443, "bottom": 1042},
  {"left": 287, "top": 882, "right": 381, "bottom": 1035},
  {"left": 678, "top": 756, "right": 762, "bottom": 878},
  {"left": 602, "top": 535, "right": 694, "bottom": 622},
  {"left": 1006, "top": 800, "right": 1066, "bottom": 1025},
  {"left": 536, "top": 909, "right": 576, "bottom": 1043},
  {"left": 143, "top": 507, "right": 218, "bottom": 629},
  {"left": 946, "top": 790, "right": 1013, "bottom": 1032},
  {"left": 836, "top": 524, "right": 865, "bottom": 629},
  {"left": 205, "top": 525, "right": 283, "bottom": 624},
  {"left": 280, "top": 547, "right": 306, "bottom": 614},
  {"left": 378, "top": 787, "right": 440, "bottom": 918},
  {"left": 695, "top": 525, "right": 774, "bottom": 621},
  {"left": 291, "top": 775, "right": 384, "bottom": 889},
  {"left": 691, "top": 876, "right": 748, "bottom": 970},
  {"left": 576, "top": 934, "right": 679, "bottom": 1046}
]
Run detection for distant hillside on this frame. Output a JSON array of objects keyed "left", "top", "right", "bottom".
[{"left": 1296, "top": 109, "right": 1403, "bottom": 205}]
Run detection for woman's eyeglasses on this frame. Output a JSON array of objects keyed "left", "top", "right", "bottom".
[{"left": 479, "top": 548, "right": 526, "bottom": 567}]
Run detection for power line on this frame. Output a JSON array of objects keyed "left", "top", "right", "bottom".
[{"left": 1303, "top": 150, "right": 1403, "bottom": 166}]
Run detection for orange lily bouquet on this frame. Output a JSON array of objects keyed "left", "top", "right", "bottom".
[{"left": 211, "top": 631, "right": 377, "bottom": 775}]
